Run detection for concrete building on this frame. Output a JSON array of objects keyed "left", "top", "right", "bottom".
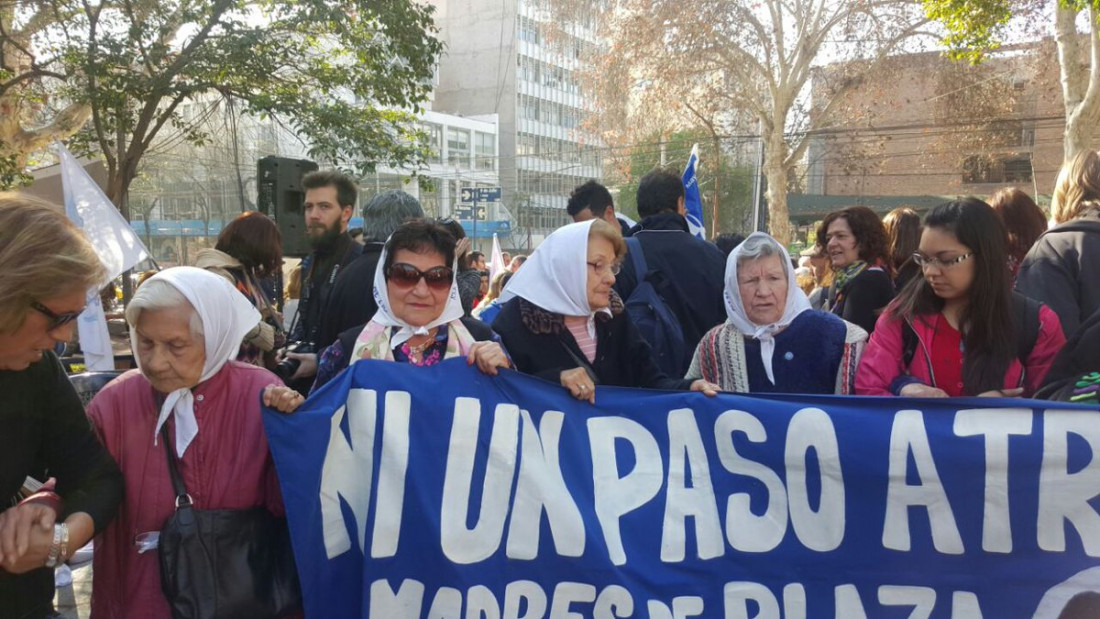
[
  {"left": 428, "top": 0, "right": 603, "bottom": 246},
  {"left": 801, "top": 42, "right": 1067, "bottom": 219}
]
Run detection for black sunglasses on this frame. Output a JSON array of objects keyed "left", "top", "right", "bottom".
[
  {"left": 385, "top": 263, "right": 454, "bottom": 291},
  {"left": 30, "top": 300, "right": 83, "bottom": 331}
]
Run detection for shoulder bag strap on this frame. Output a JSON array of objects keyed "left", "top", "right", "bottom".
[
  {"left": 157, "top": 395, "right": 192, "bottom": 507},
  {"left": 625, "top": 237, "right": 648, "bottom": 278},
  {"left": 560, "top": 338, "right": 600, "bottom": 386}
]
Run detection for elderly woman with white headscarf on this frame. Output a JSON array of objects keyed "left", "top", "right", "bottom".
[
  {"left": 492, "top": 219, "right": 718, "bottom": 403},
  {"left": 263, "top": 218, "right": 510, "bottom": 410},
  {"left": 686, "top": 232, "right": 868, "bottom": 394},
  {"left": 87, "top": 267, "right": 288, "bottom": 617}
]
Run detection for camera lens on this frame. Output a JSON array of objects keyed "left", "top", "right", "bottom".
[{"left": 275, "top": 357, "right": 301, "bottom": 380}]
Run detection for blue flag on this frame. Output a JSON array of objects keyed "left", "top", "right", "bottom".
[
  {"left": 682, "top": 143, "right": 705, "bottom": 239},
  {"left": 264, "top": 359, "right": 1100, "bottom": 619}
]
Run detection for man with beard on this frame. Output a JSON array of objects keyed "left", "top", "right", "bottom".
[{"left": 279, "top": 170, "right": 363, "bottom": 393}]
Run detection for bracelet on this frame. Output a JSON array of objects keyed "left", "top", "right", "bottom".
[
  {"left": 44, "top": 524, "right": 63, "bottom": 568},
  {"left": 58, "top": 523, "right": 70, "bottom": 564}
]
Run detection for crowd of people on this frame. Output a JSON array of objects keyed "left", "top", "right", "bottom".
[{"left": 2, "top": 148, "right": 1100, "bottom": 616}]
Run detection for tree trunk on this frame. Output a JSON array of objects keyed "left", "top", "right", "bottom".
[
  {"left": 1056, "top": 5, "right": 1099, "bottom": 160},
  {"left": 763, "top": 132, "right": 793, "bottom": 245}
]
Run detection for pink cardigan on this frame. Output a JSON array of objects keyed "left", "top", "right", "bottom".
[
  {"left": 88, "top": 362, "right": 285, "bottom": 619},
  {"left": 855, "top": 306, "right": 1065, "bottom": 397}
]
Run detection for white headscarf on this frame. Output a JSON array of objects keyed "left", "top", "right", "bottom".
[
  {"left": 132, "top": 267, "right": 261, "bottom": 457},
  {"left": 723, "top": 232, "right": 812, "bottom": 384},
  {"left": 367, "top": 235, "right": 465, "bottom": 349},
  {"left": 498, "top": 220, "right": 607, "bottom": 337}
]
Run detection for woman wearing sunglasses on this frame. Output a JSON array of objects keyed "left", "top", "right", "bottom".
[
  {"left": 856, "top": 198, "right": 1066, "bottom": 398},
  {"left": 267, "top": 219, "right": 509, "bottom": 404},
  {"left": 491, "top": 219, "right": 718, "bottom": 404},
  {"left": 0, "top": 193, "right": 123, "bottom": 618}
]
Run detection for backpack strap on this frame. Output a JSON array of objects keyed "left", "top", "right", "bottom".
[
  {"left": 625, "top": 237, "right": 648, "bottom": 280},
  {"left": 1013, "top": 293, "right": 1041, "bottom": 363},
  {"left": 902, "top": 320, "right": 918, "bottom": 369},
  {"left": 1012, "top": 293, "right": 1043, "bottom": 387}
]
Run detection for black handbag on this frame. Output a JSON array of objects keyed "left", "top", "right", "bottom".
[{"left": 158, "top": 426, "right": 302, "bottom": 619}]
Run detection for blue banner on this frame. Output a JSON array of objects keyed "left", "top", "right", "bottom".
[
  {"left": 264, "top": 359, "right": 1100, "bottom": 618},
  {"left": 682, "top": 144, "right": 704, "bottom": 239}
]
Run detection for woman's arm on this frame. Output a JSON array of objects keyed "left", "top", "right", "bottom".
[
  {"left": 0, "top": 357, "right": 125, "bottom": 572},
  {"left": 855, "top": 313, "right": 913, "bottom": 396}
]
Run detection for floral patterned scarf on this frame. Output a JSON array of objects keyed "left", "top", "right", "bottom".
[{"left": 350, "top": 319, "right": 477, "bottom": 364}]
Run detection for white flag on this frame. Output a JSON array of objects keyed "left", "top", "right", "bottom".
[
  {"left": 77, "top": 291, "right": 115, "bottom": 371},
  {"left": 489, "top": 233, "right": 505, "bottom": 280},
  {"left": 59, "top": 142, "right": 151, "bottom": 371},
  {"left": 59, "top": 142, "right": 149, "bottom": 279}
]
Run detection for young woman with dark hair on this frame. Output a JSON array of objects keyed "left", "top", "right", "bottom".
[
  {"left": 882, "top": 207, "right": 922, "bottom": 291},
  {"left": 856, "top": 198, "right": 1066, "bottom": 397},
  {"left": 988, "top": 187, "right": 1047, "bottom": 278},
  {"left": 816, "top": 205, "right": 896, "bottom": 333}
]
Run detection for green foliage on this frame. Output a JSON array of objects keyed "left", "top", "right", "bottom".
[
  {"left": 924, "top": 0, "right": 1013, "bottom": 63},
  {"left": 24, "top": 0, "right": 442, "bottom": 199},
  {"left": 0, "top": 150, "right": 32, "bottom": 190}
]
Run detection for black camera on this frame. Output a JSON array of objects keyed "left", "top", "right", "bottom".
[{"left": 275, "top": 341, "right": 316, "bottom": 380}]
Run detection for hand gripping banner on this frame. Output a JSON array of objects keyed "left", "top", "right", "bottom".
[{"left": 263, "top": 358, "right": 1100, "bottom": 618}]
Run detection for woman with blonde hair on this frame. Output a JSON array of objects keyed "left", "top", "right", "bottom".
[
  {"left": 0, "top": 193, "right": 123, "bottom": 618},
  {"left": 491, "top": 219, "right": 719, "bottom": 403},
  {"left": 1016, "top": 150, "right": 1100, "bottom": 336}
]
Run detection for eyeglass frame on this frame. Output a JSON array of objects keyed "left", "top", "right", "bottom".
[
  {"left": 587, "top": 261, "right": 622, "bottom": 276},
  {"left": 30, "top": 300, "right": 83, "bottom": 331},
  {"left": 384, "top": 263, "right": 455, "bottom": 290},
  {"left": 912, "top": 252, "right": 976, "bottom": 270}
]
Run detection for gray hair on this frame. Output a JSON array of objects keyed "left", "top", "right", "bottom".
[
  {"left": 736, "top": 234, "right": 786, "bottom": 270},
  {"left": 361, "top": 190, "right": 425, "bottom": 242},
  {"left": 126, "top": 279, "right": 204, "bottom": 337}
]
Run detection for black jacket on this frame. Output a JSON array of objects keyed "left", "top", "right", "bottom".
[
  {"left": 1036, "top": 305, "right": 1100, "bottom": 401},
  {"left": 0, "top": 353, "right": 123, "bottom": 618},
  {"left": 317, "top": 241, "right": 383, "bottom": 350},
  {"left": 614, "top": 212, "right": 726, "bottom": 367},
  {"left": 290, "top": 232, "right": 363, "bottom": 347},
  {"left": 1015, "top": 213, "right": 1100, "bottom": 338},
  {"left": 826, "top": 267, "right": 895, "bottom": 334},
  {"left": 491, "top": 294, "right": 692, "bottom": 391}
]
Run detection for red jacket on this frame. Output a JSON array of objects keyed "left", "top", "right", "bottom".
[{"left": 855, "top": 306, "right": 1065, "bottom": 397}]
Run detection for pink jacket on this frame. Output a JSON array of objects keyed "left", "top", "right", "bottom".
[
  {"left": 88, "top": 362, "right": 285, "bottom": 619},
  {"left": 855, "top": 306, "right": 1065, "bottom": 397}
]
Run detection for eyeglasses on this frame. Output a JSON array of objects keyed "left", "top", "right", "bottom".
[
  {"left": 587, "top": 261, "right": 621, "bottom": 276},
  {"left": 912, "top": 252, "right": 975, "bottom": 270},
  {"left": 30, "top": 300, "right": 83, "bottom": 331},
  {"left": 385, "top": 263, "right": 454, "bottom": 290}
]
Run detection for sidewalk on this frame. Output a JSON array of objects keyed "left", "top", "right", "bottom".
[{"left": 53, "top": 563, "right": 92, "bottom": 619}]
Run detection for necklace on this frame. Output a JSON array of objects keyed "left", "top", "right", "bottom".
[{"left": 405, "top": 329, "right": 437, "bottom": 361}]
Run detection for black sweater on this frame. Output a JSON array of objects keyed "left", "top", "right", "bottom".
[
  {"left": 491, "top": 296, "right": 692, "bottom": 391},
  {"left": 0, "top": 352, "right": 123, "bottom": 618},
  {"left": 827, "top": 268, "right": 895, "bottom": 334}
]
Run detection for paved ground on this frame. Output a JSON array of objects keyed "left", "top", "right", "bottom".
[{"left": 53, "top": 563, "right": 92, "bottom": 619}]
